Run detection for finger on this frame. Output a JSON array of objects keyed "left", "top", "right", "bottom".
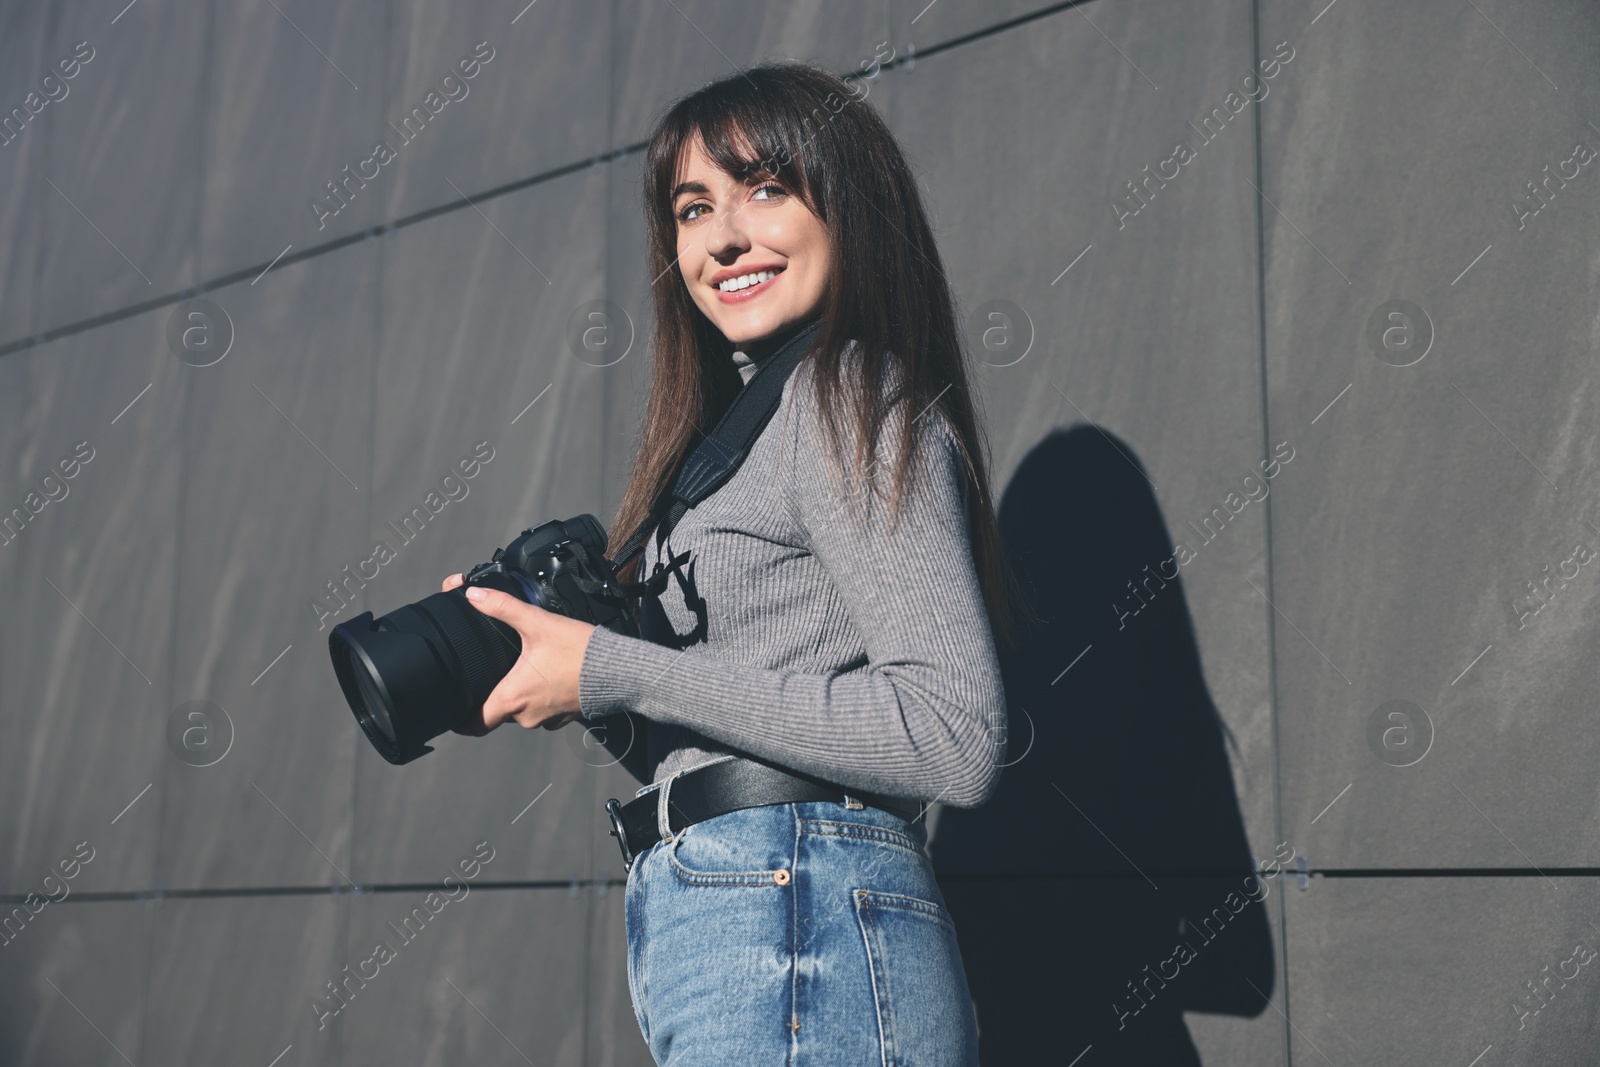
[
  {"left": 464, "top": 586, "right": 540, "bottom": 630},
  {"left": 442, "top": 572, "right": 464, "bottom": 592},
  {"left": 474, "top": 707, "right": 501, "bottom": 731},
  {"left": 481, "top": 689, "right": 516, "bottom": 731}
]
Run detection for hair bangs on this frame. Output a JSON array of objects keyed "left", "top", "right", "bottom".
[{"left": 650, "top": 85, "right": 823, "bottom": 227}]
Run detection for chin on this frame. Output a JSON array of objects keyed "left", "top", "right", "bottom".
[{"left": 715, "top": 314, "right": 781, "bottom": 347}]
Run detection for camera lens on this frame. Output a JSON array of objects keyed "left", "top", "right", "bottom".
[
  {"left": 353, "top": 668, "right": 396, "bottom": 743},
  {"left": 329, "top": 588, "right": 521, "bottom": 764},
  {"left": 327, "top": 514, "right": 629, "bottom": 765}
]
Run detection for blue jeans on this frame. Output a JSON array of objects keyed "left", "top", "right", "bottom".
[{"left": 623, "top": 761, "right": 980, "bottom": 1065}]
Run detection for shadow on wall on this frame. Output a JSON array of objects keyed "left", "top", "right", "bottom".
[{"left": 932, "top": 425, "right": 1275, "bottom": 1066}]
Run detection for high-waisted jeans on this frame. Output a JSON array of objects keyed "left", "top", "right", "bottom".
[{"left": 623, "top": 761, "right": 981, "bottom": 1065}]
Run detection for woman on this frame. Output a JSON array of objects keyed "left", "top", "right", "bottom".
[{"left": 447, "top": 61, "right": 1019, "bottom": 1064}]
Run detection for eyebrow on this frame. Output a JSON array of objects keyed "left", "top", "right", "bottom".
[{"left": 670, "top": 179, "right": 709, "bottom": 202}]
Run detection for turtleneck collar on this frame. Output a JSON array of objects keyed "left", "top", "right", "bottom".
[
  {"left": 729, "top": 317, "right": 824, "bottom": 386},
  {"left": 731, "top": 349, "right": 760, "bottom": 386}
]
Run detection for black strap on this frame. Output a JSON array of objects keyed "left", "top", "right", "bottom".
[{"left": 608, "top": 317, "right": 824, "bottom": 595}]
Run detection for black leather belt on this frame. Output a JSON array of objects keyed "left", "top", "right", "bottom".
[{"left": 604, "top": 756, "right": 922, "bottom": 872}]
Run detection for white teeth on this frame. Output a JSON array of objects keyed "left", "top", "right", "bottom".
[{"left": 718, "top": 269, "right": 780, "bottom": 292}]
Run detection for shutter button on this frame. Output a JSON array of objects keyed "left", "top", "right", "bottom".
[{"left": 773, "top": 868, "right": 791, "bottom": 886}]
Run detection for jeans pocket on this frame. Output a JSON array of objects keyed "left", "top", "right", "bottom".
[
  {"left": 853, "top": 889, "right": 979, "bottom": 1067},
  {"left": 665, "top": 813, "right": 794, "bottom": 888}
]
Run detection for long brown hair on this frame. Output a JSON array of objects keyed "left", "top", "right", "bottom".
[{"left": 607, "top": 61, "right": 1023, "bottom": 648}]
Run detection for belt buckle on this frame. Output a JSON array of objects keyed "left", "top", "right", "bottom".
[{"left": 605, "top": 798, "right": 635, "bottom": 872}]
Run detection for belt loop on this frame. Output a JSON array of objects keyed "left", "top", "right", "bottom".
[{"left": 657, "top": 769, "right": 680, "bottom": 840}]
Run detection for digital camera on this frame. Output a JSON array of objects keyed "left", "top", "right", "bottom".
[{"left": 328, "top": 514, "right": 640, "bottom": 764}]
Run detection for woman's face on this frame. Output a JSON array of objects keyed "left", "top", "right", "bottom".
[{"left": 671, "top": 134, "right": 831, "bottom": 355}]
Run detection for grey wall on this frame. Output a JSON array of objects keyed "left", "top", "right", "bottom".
[{"left": 2, "top": 1, "right": 1598, "bottom": 1064}]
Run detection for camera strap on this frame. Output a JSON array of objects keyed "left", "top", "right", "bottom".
[{"left": 605, "top": 316, "right": 824, "bottom": 599}]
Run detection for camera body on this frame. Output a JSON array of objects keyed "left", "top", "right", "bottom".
[
  {"left": 329, "top": 513, "right": 640, "bottom": 765},
  {"left": 461, "top": 515, "right": 640, "bottom": 638}
]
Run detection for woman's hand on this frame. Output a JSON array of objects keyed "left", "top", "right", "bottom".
[{"left": 441, "top": 572, "right": 597, "bottom": 732}]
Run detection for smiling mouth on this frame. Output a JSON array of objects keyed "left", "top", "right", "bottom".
[{"left": 714, "top": 267, "right": 784, "bottom": 298}]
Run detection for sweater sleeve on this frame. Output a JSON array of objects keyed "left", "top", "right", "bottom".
[{"left": 577, "top": 376, "right": 1008, "bottom": 808}]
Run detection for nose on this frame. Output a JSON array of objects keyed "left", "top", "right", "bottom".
[{"left": 700, "top": 200, "right": 750, "bottom": 263}]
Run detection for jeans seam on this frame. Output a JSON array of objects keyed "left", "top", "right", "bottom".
[
  {"left": 787, "top": 803, "right": 801, "bottom": 1067},
  {"left": 854, "top": 887, "right": 956, "bottom": 930},
  {"left": 666, "top": 847, "right": 789, "bottom": 886},
  {"left": 855, "top": 890, "right": 895, "bottom": 1066},
  {"left": 798, "top": 820, "right": 925, "bottom": 855},
  {"left": 627, "top": 863, "right": 651, "bottom": 1047}
]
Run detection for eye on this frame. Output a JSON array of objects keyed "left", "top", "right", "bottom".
[
  {"left": 751, "top": 182, "right": 785, "bottom": 202},
  {"left": 676, "top": 200, "right": 709, "bottom": 223}
]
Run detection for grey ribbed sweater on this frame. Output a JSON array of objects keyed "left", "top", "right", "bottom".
[{"left": 576, "top": 343, "right": 1007, "bottom": 808}]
